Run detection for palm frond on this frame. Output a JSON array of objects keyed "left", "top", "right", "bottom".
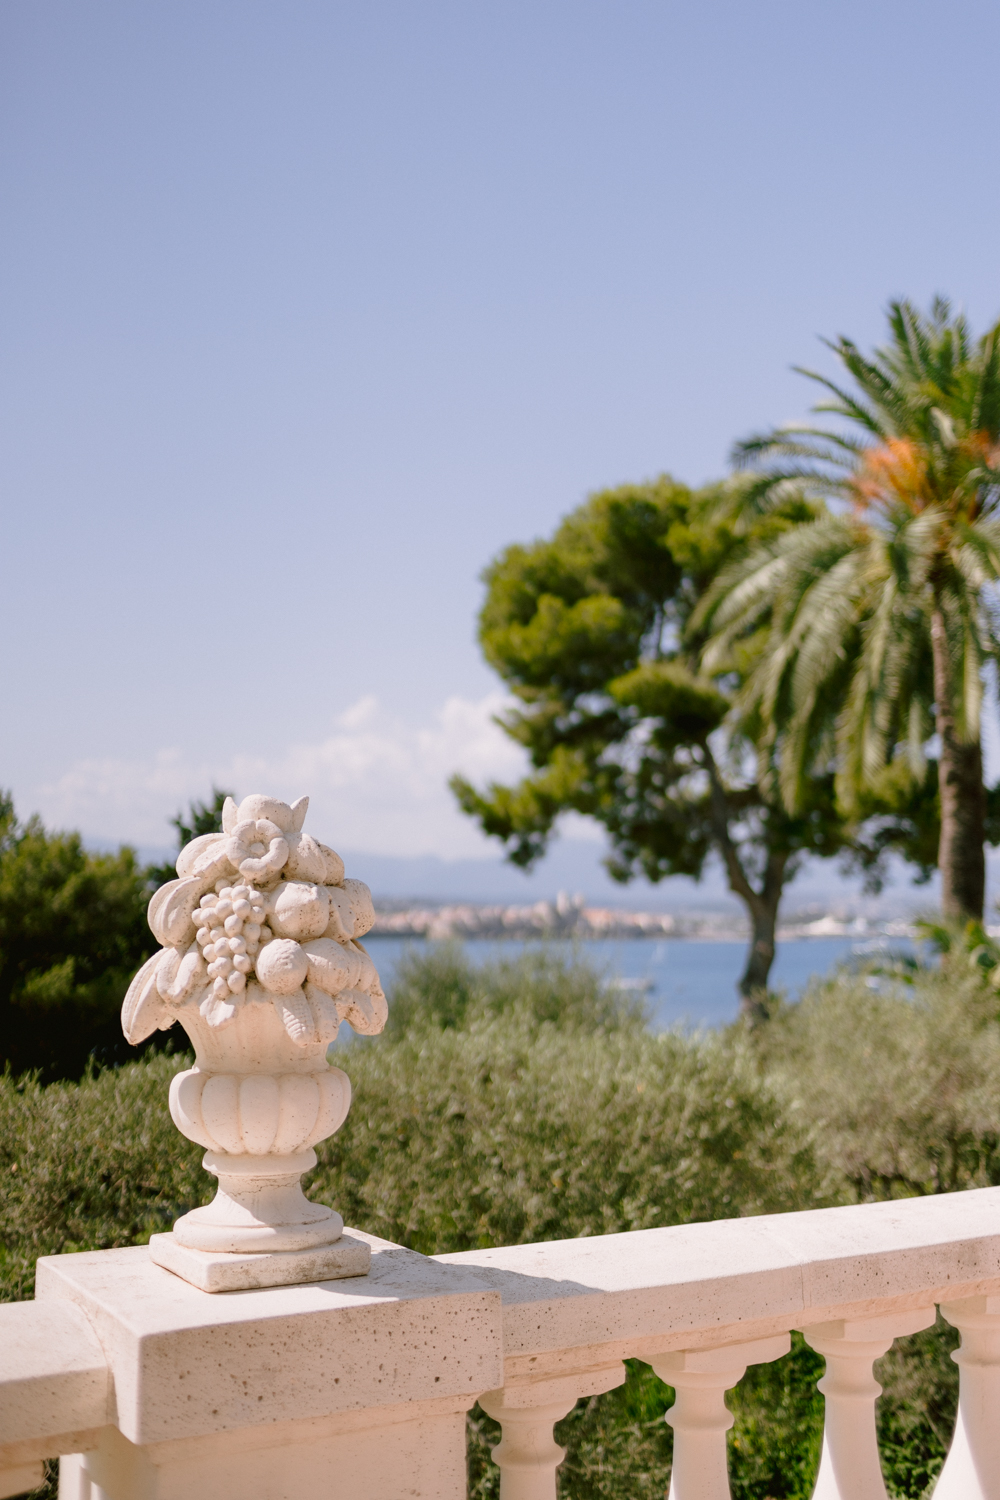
[
  {"left": 777, "top": 424, "right": 871, "bottom": 458},
  {"left": 792, "top": 365, "right": 889, "bottom": 439},
  {"left": 715, "top": 297, "right": 1000, "bottom": 830}
]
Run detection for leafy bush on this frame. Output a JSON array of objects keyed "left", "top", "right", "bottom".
[
  {"left": 0, "top": 1054, "right": 203, "bottom": 1303},
  {"left": 0, "top": 794, "right": 156, "bottom": 1081},
  {"left": 875, "top": 1316, "right": 959, "bottom": 1498},
  {"left": 760, "top": 959, "right": 1000, "bottom": 1196},
  {"left": 315, "top": 969, "right": 825, "bottom": 1252},
  {"left": 0, "top": 943, "right": 984, "bottom": 1496},
  {"left": 383, "top": 942, "right": 639, "bottom": 1035}
]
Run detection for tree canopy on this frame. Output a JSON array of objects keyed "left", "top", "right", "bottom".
[
  {"left": 701, "top": 297, "right": 1000, "bottom": 919},
  {"left": 453, "top": 477, "right": 864, "bottom": 1015},
  {"left": 0, "top": 790, "right": 238, "bottom": 1080},
  {"left": 0, "top": 793, "right": 154, "bottom": 1080}
]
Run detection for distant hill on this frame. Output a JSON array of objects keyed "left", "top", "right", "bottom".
[{"left": 87, "top": 834, "right": 961, "bottom": 916}]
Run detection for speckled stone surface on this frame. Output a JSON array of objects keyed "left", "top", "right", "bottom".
[
  {"left": 35, "top": 1232, "right": 503, "bottom": 1448},
  {"left": 436, "top": 1185, "right": 1000, "bottom": 1373}
]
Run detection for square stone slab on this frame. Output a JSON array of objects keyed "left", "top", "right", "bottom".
[
  {"left": 35, "top": 1237, "right": 503, "bottom": 1448},
  {"left": 148, "top": 1231, "right": 371, "bottom": 1293}
]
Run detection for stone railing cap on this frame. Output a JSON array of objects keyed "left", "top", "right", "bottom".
[{"left": 434, "top": 1187, "right": 1000, "bottom": 1357}]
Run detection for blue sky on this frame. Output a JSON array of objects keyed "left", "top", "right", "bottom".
[{"left": 4, "top": 1, "right": 1000, "bottom": 890}]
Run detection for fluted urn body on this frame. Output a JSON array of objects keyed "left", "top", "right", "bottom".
[
  {"left": 167, "top": 991, "right": 353, "bottom": 1252},
  {"left": 121, "top": 793, "right": 387, "bottom": 1265}
]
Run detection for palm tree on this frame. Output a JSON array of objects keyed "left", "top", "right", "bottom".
[{"left": 698, "top": 298, "right": 1000, "bottom": 920}]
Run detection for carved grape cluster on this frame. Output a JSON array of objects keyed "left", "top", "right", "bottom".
[{"left": 194, "top": 882, "right": 273, "bottom": 1002}]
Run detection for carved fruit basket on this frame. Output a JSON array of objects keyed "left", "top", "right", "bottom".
[{"left": 122, "top": 794, "right": 386, "bottom": 1259}]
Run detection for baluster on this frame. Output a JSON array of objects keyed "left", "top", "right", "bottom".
[
  {"left": 803, "top": 1307, "right": 935, "bottom": 1500},
  {"left": 57, "top": 1454, "right": 108, "bottom": 1500},
  {"left": 480, "top": 1364, "right": 625, "bottom": 1500},
  {"left": 651, "top": 1332, "right": 790, "bottom": 1500},
  {"left": 935, "top": 1295, "right": 1000, "bottom": 1499}
]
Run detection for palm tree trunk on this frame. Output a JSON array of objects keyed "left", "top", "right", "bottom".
[{"left": 930, "top": 606, "right": 985, "bottom": 920}]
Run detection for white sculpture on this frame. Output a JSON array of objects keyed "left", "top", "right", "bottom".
[{"left": 122, "top": 793, "right": 387, "bottom": 1291}]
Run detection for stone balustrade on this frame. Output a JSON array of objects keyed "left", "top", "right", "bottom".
[{"left": 1, "top": 1186, "right": 999, "bottom": 1499}]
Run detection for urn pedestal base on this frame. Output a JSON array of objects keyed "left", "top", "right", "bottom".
[
  {"left": 148, "top": 1230, "right": 372, "bottom": 1293},
  {"left": 171, "top": 1149, "right": 345, "bottom": 1254}
]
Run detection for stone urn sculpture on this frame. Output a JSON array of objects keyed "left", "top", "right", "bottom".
[{"left": 122, "top": 793, "right": 387, "bottom": 1291}]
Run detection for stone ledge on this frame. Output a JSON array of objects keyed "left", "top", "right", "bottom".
[
  {"left": 35, "top": 1235, "right": 504, "bottom": 1447},
  {"left": 0, "top": 1300, "right": 109, "bottom": 1449},
  {"left": 436, "top": 1185, "right": 1000, "bottom": 1361}
]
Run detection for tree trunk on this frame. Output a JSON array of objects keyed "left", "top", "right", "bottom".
[
  {"left": 930, "top": 607, "right": 986, "bottom": 920},
  {"left": 702, "top": 747, "right": 787, "bottom": 1023},
  {"left": 737, "top": 886, "right": 782, "bottom": 1025}
]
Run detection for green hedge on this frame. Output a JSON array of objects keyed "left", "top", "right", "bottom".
[{"left": 4, "top": 943, "right": 989, "bottom": 1497}]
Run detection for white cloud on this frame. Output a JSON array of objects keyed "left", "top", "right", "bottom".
[{"left": 32, "top": 693, "right": 531, "bottom": 858}]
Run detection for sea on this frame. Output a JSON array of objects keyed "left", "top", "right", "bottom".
[{"left": 362, "top": 934, "right": 917, "bottom": 1031}]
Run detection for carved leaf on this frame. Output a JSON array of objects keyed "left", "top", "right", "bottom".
[
  {"left": 175, "top": 832, "right": 227, "bottom": 878},
  {"left": 199, "top": 992, "right": 238, "bottom": 1030},
  {"left": 339, "top": 985, "right": 388, "bottom": 1037},
  {"left": 156, "top": 941, "right": 207, "bottom": 1005},
  {"left": 122, "top": 953, "right": 169, "bottom": 1043},
  {"left": 188, "top": 840, "right": 237, "bottom": 883},
  {"left": 147, "top": 876, "right": 205, "bottom": 947}
]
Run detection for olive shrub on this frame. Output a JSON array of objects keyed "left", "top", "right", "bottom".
[{"left": 3, "top": 941, "right": 992, "bottom": 1496}]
